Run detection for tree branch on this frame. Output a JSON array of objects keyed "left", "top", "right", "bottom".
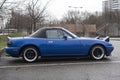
[{"left": 0, "top": 0, "right": 7, "bottom": 9}]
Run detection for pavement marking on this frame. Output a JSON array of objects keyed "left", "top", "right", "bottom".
[{"left": 1, "top": 60, "right": 120, "bottom": 69}]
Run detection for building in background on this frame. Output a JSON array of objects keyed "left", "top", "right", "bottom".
[
  {"left": 101, "top": 0, "right": 120, "bottom": 37},
  {"left": 103, "top": 0, "right": 109, "bottom": 12},
  {"left": 109, "top": 0, "right": 120, "bottom": 11},
  {"left": 103, "top": 0, "right": 120, "bottom": 12}
]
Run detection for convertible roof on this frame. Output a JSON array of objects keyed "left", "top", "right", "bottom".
[
  {"left": 30, "top": 27, "right": 65, "bottom": 38},
  {"left": 40, "top": 27, "right": 65, "bottom": 30}
]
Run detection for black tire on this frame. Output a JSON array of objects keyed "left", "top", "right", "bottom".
[
  {"left": 90, "top": 45, "right": 105, "bottom": 60},
  {"left": 22, "top": 46, "right": 39, "bottom": 62}
]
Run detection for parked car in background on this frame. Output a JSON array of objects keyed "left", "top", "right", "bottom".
[{"left": 5, "top": 27, "right": 114, "bottom": 62}]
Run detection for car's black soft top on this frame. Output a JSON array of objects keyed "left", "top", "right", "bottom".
[
  {"left": 30, "top": 27, "right": 46, "bottom": 38},
  {"left": 30, "top": 27, "right": 68, "bottom": 38}
]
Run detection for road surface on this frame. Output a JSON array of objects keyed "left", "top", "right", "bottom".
[{"left": 0, "top": 41, "right": 120, "bottom": 80}]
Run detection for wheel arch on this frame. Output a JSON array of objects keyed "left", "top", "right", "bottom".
[
  {"left": 19, "top": 44, "right": 41, "bottom": 56},
  {"left": 88, "top": 44, "right": 107, "bottom": 56}
]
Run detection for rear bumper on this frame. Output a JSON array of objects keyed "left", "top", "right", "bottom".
[{"left": 5, "top": 47, "right": 20, "bottom": 57}]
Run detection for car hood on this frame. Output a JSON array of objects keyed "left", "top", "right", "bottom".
[
  {"left": 78, "top": 36, "right": 110, "bottom": 42},
  {"left": 78, "top": 37, "right": 98, "bottom": 40}
]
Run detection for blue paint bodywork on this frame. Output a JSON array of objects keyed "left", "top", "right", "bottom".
[{"left": 5, "top": 27, "right": 114, "bottom": 58}]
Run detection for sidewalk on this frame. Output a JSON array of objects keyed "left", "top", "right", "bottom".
[{"left": 110, "top": 38, "right": 120, "bottom": 41}]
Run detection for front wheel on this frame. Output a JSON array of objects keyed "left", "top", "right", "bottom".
[
  {"left": 22, "top": 46, "right": 39, "bottom": 62},
  {"left": 90, "top": 45, "right": 105, "bottom": 60}
]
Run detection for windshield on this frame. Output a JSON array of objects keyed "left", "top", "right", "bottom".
[{"left": 62, "top": 28, "right": 78, "bottom": 38}]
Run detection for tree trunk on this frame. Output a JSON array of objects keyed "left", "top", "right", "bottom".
[{"left": 33, "top": 21, "right": 36, "bottom": 32}]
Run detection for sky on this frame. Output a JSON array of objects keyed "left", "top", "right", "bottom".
[
  {"left": 0, "top": 0, "right": 105, "bottom": 20},
  {"left": 41, "top": 0, "right": 105, "bottom": 19}
]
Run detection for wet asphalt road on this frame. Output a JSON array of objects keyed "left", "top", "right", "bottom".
[{"left": 0, "top": 41, "right": 120, "bottom": 80}]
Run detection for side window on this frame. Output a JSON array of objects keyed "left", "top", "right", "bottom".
[
  {"left": 46, "top": 29, "right": 64, "bottom": 39},
  {"left": 57, "top": 30, "right": 64, "bottom": 39},
  {"left": 46, "top": 30, "right": 58, "bottom": 38}
]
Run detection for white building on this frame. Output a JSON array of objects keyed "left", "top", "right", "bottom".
[
  {"left": 103, "top": 0, "right": 120, "bottom": 12},
  {"left": 109, "top": 0, "right": 120, "bottom": 11}
]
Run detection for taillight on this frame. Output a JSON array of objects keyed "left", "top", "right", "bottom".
[{"left": 7, "top": 41, "right": 12, "bottom": 46}]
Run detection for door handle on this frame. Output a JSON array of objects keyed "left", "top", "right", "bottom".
[{"left": 48, "top": 41, "right": 53, "bottom": 43}]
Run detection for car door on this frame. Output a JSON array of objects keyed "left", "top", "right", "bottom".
[{"left": 44, "top": 29, "right": 82, "bottom": 56}]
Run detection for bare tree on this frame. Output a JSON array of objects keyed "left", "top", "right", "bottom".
[
  {"left": 62, "top": 10, "right": 81, "bottom": 24},
  {"left": 27, "top": 0, "right": 51, "bottom": 32},
  {"left": 61, "top": 10, "right": 83, "bottom": 35},
  {"left": 6, "top": 9, "right": 32, "bottom": 33},
  {"left": 0, "top": 0, "right": 7, "bottom": 9}
]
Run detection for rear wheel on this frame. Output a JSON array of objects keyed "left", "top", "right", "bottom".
[
  {"left": 22, "top": 46, "right": 39, "bottom": 62},
  {"left": 90, "top": 45, "right": 105, "bottom": 60}
]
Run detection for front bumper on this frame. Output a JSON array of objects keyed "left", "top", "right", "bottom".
[
  {"left": 106, "top": 46, "right": 114, "bottom": 56},
  {"left": 5, "top": 47, "right": 20, "bottom": 57}
]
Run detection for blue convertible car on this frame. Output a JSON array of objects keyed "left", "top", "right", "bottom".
[{"left": 5, "top": 27, "right": 114, "bottom": 62}]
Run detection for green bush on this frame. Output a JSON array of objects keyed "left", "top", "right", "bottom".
[{"left": 0, "top": 33, "right": 28, "bottom": 49}]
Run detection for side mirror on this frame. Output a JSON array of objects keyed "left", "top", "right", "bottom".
[{"left": 63, "top": 35, "right": 67, "bottom": 40}]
